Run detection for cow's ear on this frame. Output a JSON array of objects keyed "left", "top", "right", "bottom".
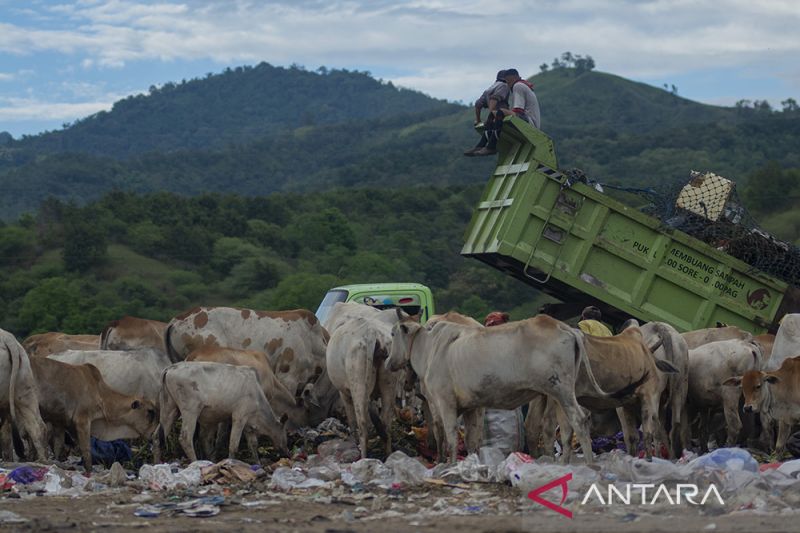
[
  {"left": 279, "top": 413, "right": 289, "bottom": 426},
  {"left": 765, "top": 375, "right": 780, "bottom": 384},
  {"left": 722, "top": 376, "right": 742, "bottom": 387},
  {"left": 131, "top": 399, "right": 142, "bottom": 409}
]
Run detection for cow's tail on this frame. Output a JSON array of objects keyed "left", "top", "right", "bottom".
[
  {"left": 573, "top": 329, "right": 647, "bottom": 400},
  {"left": 5, "top": 340, "right": 20, "bottom": 424},
  {"left": 644, "top": 326, "right": 680, "bottom": 374},
  {"left": 99, "top": 320, "right": 118, "bottom": 350},
  {"left": 572, "top": 329, "right": 613, "bottom": 398},
  {"left": 164, "top": 323, "right": 180, "bottom": 364},
  {"left": 156, "top": 367, "right": 170, "bottom": 453}
]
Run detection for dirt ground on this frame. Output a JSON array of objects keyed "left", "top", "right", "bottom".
[{"left": 1, "top": 482, "right": 798, "bottom": 533}]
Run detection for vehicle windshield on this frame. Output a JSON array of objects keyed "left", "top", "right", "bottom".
[{"left": 315, "top": 290, "right": 348, "bottom": 325}]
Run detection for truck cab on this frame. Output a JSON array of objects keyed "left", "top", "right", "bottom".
[{"left": 315, "top": 283, "right": 435, "bottom": 326}]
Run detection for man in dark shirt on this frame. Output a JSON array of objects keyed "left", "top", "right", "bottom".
[{"left": 464, "top": 70, "right": 510, "bottom": 156}]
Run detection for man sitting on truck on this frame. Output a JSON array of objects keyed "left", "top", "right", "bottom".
[
  {"left": 577, "top": 306, "right": 614, "bottom": 337},
  {"left": 472, "top": 69, "right": 541, "bottom": 156},
  {"left": 500, "top": 68, "right": 541, "bottom": 129},
  {"left": 464, "top": 70, "right": 510, "bottom": 157}
]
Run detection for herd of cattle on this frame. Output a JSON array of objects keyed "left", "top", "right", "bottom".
[{"left": 1, "top": 304, "right": 799, "bottom": 472}]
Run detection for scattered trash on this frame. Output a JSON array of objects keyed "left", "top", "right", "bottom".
[
  {"left": 138, "top": 460, "right": 213, "bottom": 491},
  {"left": 691, "top": 447, "right": 759, "bottom": 473},
  {"left": 384, "top": 451, "right": 429, "bottom": 485},
  {"left": 8, "top": 466, "right": 47, "bottom": 484},
  {"left": 91, "top": 437, "right": 132, "bottom": 467},
  {"left": 201, "top": 458, "right": 261, "bottom": 484},
  {"left": 134, "top": 496, "right": 225, "bottom": 518},
  {"left": 270, "top": 467, "right": 330, "bottom": 490},
  {"left": 317, "top": 438, "right": 360, "bottom": 463}
]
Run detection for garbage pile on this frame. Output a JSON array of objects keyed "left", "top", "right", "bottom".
[{"left": 4, "top": 419, "right": 800, "bottom": 524}]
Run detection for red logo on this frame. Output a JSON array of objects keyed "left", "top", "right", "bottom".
[{"left": 527, "top": 473, "right": 573, "bottom": 518}]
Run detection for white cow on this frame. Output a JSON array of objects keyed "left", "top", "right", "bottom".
[
  {"left": 687, "top": 338, "right": 763, "bottom": 449},
  {"left": 386, "top": 314, "right": 629, "bottom": 463},
  {"left": 154, "top": 362, "right": 289, "bottom": 462},
  {"left": 0, "top": 330, "right": 47, "bottom": 461},
  {"left": 325, "top": 304, "right": 404, "bottom": 458},
  {"left": 768, "top": 314, "right": 800, "bottom": 371},
  {"left": 682, "top": 326, "right": 752, "bottom": 350},
  {"left": 48, "top": 348, "right": 171, "bottom": 403}
]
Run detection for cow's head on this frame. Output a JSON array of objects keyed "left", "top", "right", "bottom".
[
  {"left": 124, "top": 397, "right": 159, "bottom": 436},
  {"left": 387, "top": 316, "right": 422, "bottom": 372},
  {"left": 723, "top": 370, "right": 779, "bottom": 413}
]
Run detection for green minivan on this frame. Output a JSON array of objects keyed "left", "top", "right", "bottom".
[{"left": 315, "top": 283, "right": 435, "bottom": 326}]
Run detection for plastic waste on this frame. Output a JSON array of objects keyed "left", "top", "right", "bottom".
[
  {"left": 346, "top": 458, "right": 394, "bottom": 488},
  {"left": 439, "top": 453, "right": 498, "bottom": 483},
  {"left": 689, "top": 447, "right": 759, "bottom": 473},
  {"left": 317, "top": 438, "right": 360, "bottom": 463},
  {"left": 478, "top": 446, "right": 506, "bottom": 469},
  {"left": 138, "top": 460, "right": 213, "bottom": 491},
  {"left": 498, "top": 451, "right": 534, "bottom": 483},
  {"left": 384, "top": 451, "right": 429, "bottom": 485},
  {"left": 8, "top": 466, "right": 47, "bottom": 484},
  {"left": 270, "top": 467, "right": 329, "bottom": 490},
  {"left": 482, "top": 408, "right": 525, "bottom": 455}
]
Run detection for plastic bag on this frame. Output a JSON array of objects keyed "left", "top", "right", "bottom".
[
  {"left": 482, "top": 409, "right": 524, "bottom": 455},
  {"left": 269, "top": 467, "right": 329, "bottom": 490},
  {"left": 346, "top": 458, "right": 393, "bottom": 488},
  {"left": 317, "top": 438, "right": 360, "bottom": 463},
  {"left": 138, "top": 461, "right": 213, "bottom": 491},
  {"left": 689, "top": 448, "right": 758, "bottom": 473},
  {"left": 384, "top": 451, "right": 429, "bottom": 485}
]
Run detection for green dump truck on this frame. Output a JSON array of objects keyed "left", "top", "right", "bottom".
[{"left": 461, "top": 117, "right": 799, "bottom": 334}]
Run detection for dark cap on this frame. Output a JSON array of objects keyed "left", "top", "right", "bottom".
[
  {"left": 581, "top": 306, "right": 602, "bottom": 321},
  {"left": 504, "top": 68, "right": 520, "bottom": 78},
  {"left": 495, "top": 70, "right": 507, "bottom": 82}
]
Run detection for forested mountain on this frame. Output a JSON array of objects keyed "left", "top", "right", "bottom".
[
  {"left": 1, "top": 64, "right": 798, "bottom": 220},
  {"left": 0, "top": 63, "right": 798, "bottom": 336}
]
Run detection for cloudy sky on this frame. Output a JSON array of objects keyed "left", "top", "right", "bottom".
[{"left": 1, "top": 0, "right": 799, "bottom": 137}]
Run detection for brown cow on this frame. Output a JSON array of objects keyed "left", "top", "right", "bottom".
[
  {"left": 30, "top": 357, "right": 157, "bottom": 471},
  {"left": 101, "top": 316, "right": 168, "bottom": 352},
  {"left": 558, "top": 327, "right": 678, "bottom": 460},
  {"left": 22, "top": 332, "right": 100, "bottom": 357},
  {"left": 725, "top": 356, "right": 800, "bottom": 455}
]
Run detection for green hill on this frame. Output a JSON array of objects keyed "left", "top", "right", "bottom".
[{"left": 0, "top": 64, "right": 798, "bottom": 221}]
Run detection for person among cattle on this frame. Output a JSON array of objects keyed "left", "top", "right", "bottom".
[
  {"left": 463, "top": 70, "right": 510, "bottom": 157},
  {"left": 481, "top": 311, "right": 526, "bottom": 454},
  {"left": 577, "top": 306, "right": 613, "bottom": 337}
]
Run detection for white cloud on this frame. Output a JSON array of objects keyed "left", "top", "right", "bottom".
[
  {"left": 0, "top": 97, "right": 114, "bottom": 121},
  {"left": 0, "top": 72, "right": 15, "bottom": 81},
  {"left": 0, "top": 0, "right": 798, "bottom": 115}
]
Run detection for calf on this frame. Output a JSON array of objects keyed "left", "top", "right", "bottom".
[
  {"left": 186, "top": 346, "right": 306, "bottom": 428},
  {"left": 726, "top": 356, "right": 800, "bottom": 455},
  {"left": 30, "top": 357, "right": 157, "bottom": 471},
  {"left": 0, "top": 331, "right": 47, "bottom": 461},
  {"left": 154, "top": 362, "right": 289, "bottom": 463}
]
